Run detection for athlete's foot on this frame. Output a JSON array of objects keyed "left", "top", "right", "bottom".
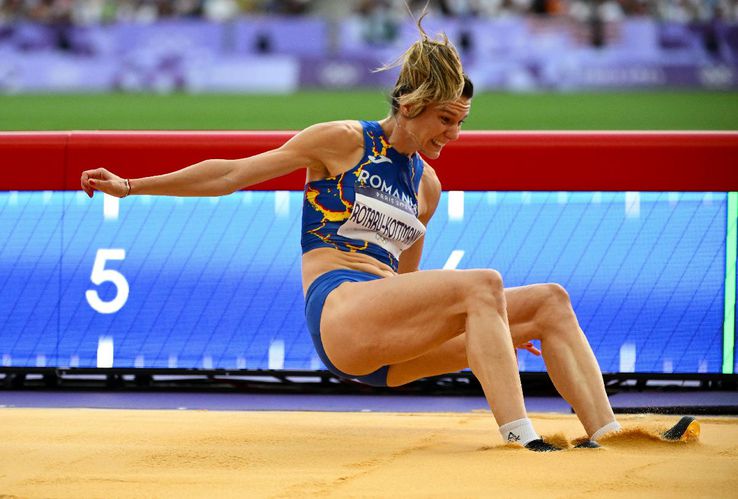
[
  {"left": 573, "top": 438, "right": 602, "bottom": 449},
  {"left": 524, "top": 438, "right": 563, "bottom": 452},
  {"left": 573, "top": 439, "right": 601, "bottom": 449},
  {"left": 662, "top": 416, "right": 700, "bottom": 441}
]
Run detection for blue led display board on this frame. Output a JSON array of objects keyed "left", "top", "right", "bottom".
[{"left": 0, "top": 190, "right": 728, "bottom": 374}]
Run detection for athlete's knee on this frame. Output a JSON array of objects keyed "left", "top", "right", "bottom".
[
  {"left": 543, "top": 283, "right": 571, "bottom": 308},
  {"left": 462, "top": 269, "right": 506, "bottom": 315},
  {"left": 536, "top": 283, "right": 577, "bottom": 334}
]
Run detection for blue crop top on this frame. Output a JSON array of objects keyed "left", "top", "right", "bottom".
[{"left": 301, "top": 120, "right": 426, "bottom": 271}]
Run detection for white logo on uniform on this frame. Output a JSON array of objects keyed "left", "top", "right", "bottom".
[
  {"left": 368, "top": 155, "right": 392, "bottom": 164},
  {"left": 357, "top": 170, "right": 417, "bottom": 213}
]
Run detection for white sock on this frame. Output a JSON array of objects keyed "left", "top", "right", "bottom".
[
  {"left": 591, "top": 421, "right": 622, "bottom": 442},
  {"left": 499, "top": 418, "right": 539, "bottom": 446}
]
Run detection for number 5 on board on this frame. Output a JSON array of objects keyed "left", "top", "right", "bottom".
[{"left": 85, "top": 249, "right": 129, "bottom": 314}]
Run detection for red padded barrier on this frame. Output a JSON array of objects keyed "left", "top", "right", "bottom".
[
  {"left": 66, "top": 131, "right": 299, "bottom": 191},
  {"left": 1, "top": 131, "right": 736, "bottom": 191},
  {"left": 0, "top": 133, "right": 68, "bottom": 191}
]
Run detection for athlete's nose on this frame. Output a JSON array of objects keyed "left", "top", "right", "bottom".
[{"left": 446, "top": 124, "right": 461, "bottom": 141}]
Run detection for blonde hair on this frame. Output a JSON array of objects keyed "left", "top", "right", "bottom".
[{"left": 378, "top": 12, "right": 469, "bottom": 119}]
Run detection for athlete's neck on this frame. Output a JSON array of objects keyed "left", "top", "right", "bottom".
[{"left": 379, "top": 117, "right": 417, "bottom": 158}]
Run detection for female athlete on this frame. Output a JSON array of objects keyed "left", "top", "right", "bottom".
[{"left": 81, "top": 19, "right": 626, "bottom": 451}]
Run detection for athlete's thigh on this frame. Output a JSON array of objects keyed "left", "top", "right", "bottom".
[
  {"left": 386, "top": 334, "right": 467, "bottom": 386},
  {"left": 320, "top": 269, "right": 490, "bottom": 375},
  {"left": 386, "top": 284, "right": 550, "bottom": 386}
]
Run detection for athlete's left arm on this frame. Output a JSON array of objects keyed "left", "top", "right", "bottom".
[{"left": 397, "top": 164, "right": 442, "bottom": 274}]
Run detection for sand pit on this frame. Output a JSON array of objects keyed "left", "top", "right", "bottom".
[{"left": 1, "top": 408, "right": 737, "bottom": 498}]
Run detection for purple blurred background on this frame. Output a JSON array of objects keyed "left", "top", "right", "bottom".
[{"left": 0, "top": 0, "right": 736, "bottom": 92}]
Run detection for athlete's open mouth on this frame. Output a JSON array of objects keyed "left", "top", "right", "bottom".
[{"left": 431, "top": 139, "right": 444, "bottom": 148}]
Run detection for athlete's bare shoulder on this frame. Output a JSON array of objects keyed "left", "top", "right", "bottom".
[
  {"left": 298, "top": 120, "right": 363, "bottom": 151},
  {"left": 418, "top": 160, "right": 441, "bottom": 224},
  {"left": 420, "top": 161, "right": 442, "bottom": 200},
  {"left": 421, "top": 161, "right": 441, "bottom": 189},
  {"left": 298, "top": 120, "right": 365, "bottom": 179}
]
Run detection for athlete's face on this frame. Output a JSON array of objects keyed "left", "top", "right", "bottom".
[{"left": 402, "top": 97, "right": 471, "bottom": 160}]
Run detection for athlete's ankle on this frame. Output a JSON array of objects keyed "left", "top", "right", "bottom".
[
  {"left": 590, "top": 420, "right": 622, "bottom": 442},
  {"left": 499, "top": 418, "right": 539, "bottom": 446}
]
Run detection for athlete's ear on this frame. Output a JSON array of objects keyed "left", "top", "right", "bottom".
[{"left": 399, "top": 103, "right": 413, "bottom": 119}]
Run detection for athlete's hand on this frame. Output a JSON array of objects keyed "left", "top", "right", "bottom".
[
  {"left": 516, "top": 341, "right": 541, "bottom": 356},
  {"left": 81, "top": 168, "right": 128, "bottom": 198}
]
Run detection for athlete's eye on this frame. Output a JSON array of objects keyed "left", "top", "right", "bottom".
[{"left": 440, "top": 116, "right": 451, "bottom": 125}]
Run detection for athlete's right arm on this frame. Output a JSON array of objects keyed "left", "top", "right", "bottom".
[{"left": 80, "top": 123, "right": 349, "bottom": 198}]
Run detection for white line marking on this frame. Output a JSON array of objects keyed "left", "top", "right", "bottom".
[
  {"left": 485, "top": 192, "right": 497, "bottom": 204},
  {"left": 2, "top": 354, "right": 11, "bottom": 367},
  {"left": 43, "top": 191, "right": 53, "bottom": 204},
  {"left": 517, "top": 353, "right": 526, "bottom": 371},
  {"left": 557, "top": 192, "right": 568, "bottom": 204},
  {"left": 702, "top": 193, "right": 713, "bottom": 206},
  {"left": 70, "top": 355, "right": 80, "bottom": 368},
  {"left": 275, "top": 191, "right": 290, "bottom": 218},
  {"left": 268, "top": 340, "right": 285, "bottom": 369},
  {"left": 237, "top": 356, "right": 246, "bottom": 369},
  {"left": 242, "top": 191, "right": 253, "bottom": 204},
  {"left": 103, "top": 193, "right": 119, "bottom": 220},
  {"left": 668, "top": 192, "right": 679, "bottom": 207},
  {"left": 591, "top": 192, "right": 602, "bottom": 204},
  {"left": 310, "top": 354, "right": 322, "bottom": 370},
  {"left": 443, "top": 250, "right": 465, "bottom": 270},
  {"left": 662, "top": 359, "right": 673, "bottom": 373},
  {"left": 619, "top": 343, "right": 636, "bottom": 373},
  {"left": 96, "top": 336, "right": 114, "bottom": 368},
  {"left": 36, "top": 354, "right": 47, "bottom": 367},
  {"left": 521, "top": 191, "right": 531, "bottom": 204},
  {"left": 448, "top": 191, "right": 464, "bottom": 221},
  {"left": 698, "top": 360, "right": 708, "bottom": 373},
  {"left": 202, "top": 355, "right": 213, "bottom": 369},
  {"left": 168, "top": 355, "right": 178, "bottom": 368},
  {"left": 9, "top": 191, "right": 18, "bottom": 206},
  {"left": 134, "top": 355, "right": 145, "bottom": 368},
  {"left": 625, "top": 192, "right": 640, "bottom": 218}
]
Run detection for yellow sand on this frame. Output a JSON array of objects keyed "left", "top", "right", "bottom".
[{"left": 1, "top": 408, "right": 737, "bottom": 498}]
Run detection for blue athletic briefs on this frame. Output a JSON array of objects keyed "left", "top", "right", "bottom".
[{"left": 304, "top": 269, "right": 390, "bottom": 387}]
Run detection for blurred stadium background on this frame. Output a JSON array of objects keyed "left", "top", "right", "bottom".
[
  {"left": 1, "top": 1, "right": 736, "bottom": 383},
  {"left": 0, "top": 0, "right": 737, "bottom": 130}
]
